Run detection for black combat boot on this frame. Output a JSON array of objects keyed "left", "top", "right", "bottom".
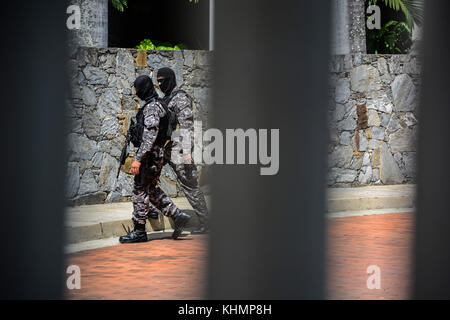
[
  {"left": 191, "top": 223, "right": 210, "bottom": 235},
  {"left": 171, "top": 210, "right": 191, "bottom": 240},
  {"left": 119, "top": 221, "right": 147, "bottom": 244}
]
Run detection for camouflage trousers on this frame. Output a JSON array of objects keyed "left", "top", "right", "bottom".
[
  {"left": 167, "top": 161, "right": 209, "bottom": 225},
  {"left": 147, "top": 142, "right": 209, "bottom": 224},
  {"left": 132, "top": 146, "right": 179, "bottom": 225}
]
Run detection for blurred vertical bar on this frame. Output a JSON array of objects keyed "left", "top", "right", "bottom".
[
  {"left": 414, "top": 0, "right": 450, "bottom": 299},
  {"left": 209, "top": 0, "right": 215, "bottom": 51},
  {"left": 0, "top": 1, "right": 67, "bottom": 298},
  {"left": 209, "top": 1, "right": 330, "bottom": 299}
]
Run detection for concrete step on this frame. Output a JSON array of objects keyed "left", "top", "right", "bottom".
[
  {"left": 327, "top": 184, "right": 415, "bottom": 212},
  {"left": 65, "top": 230, "right": 191, "bottom": 254},
  {"left": 65, "top": 184, "right": 416, "bottom": 245},
  {"left": 65, "top": 197, "right": 202, "bottom": 244}
]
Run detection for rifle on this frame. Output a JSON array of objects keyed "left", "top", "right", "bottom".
[{"left": 117, "top": 119, "right": 134, "bottom": 179}]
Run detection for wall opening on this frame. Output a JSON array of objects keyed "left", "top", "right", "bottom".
[
  {"left": 365, "top": 0, "right": 413, "bottom": 54},
  {"left": 108, "top": 0, "right": 210, "bottom": 50}
]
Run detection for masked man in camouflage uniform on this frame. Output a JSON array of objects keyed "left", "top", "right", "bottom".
[
  {"left": 119, "top": 75, "right": 191, "bottom": 244},
  {"left": 147, "top": 67, "right": 209, "bottom": 234}
]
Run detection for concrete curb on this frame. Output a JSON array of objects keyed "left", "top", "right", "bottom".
[
  {"left": 328, "top": 195, "right": 415, "bottom": 212},
  {"left": 327, "top": 184, "right": 416, "bottom": 212},
  {"left": 65, "top": 185, "right": 416, "bottom": 245},
  {"left": 65, "top": 230, "right": 191, "bottom": 254},
  {"left": 326, "top": 207, "right": 414, "bottom": 219},
  {"left": 65, "top": 214, "right": 200, "bottom": 244}
]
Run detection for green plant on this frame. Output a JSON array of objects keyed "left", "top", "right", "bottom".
[
  {"left": 369, "top": 0, "right": 424, "bottom": 28},
  {"left": 111, "top": 0, "right": 128, "bottom": 12},
  {"left": 136, "top": 39, "right": 156, "bottom": 50},
  {"left": 367, "top": 20, "right": 412, "bottom": 53},
  {"left": 136, "top": 39, "right": 187, "bottom": 51}
]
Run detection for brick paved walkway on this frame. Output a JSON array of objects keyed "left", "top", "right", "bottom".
[
  {"left": 65, "top": 235, "right": 208, "bottom": 300},
  {"left": 326, "top": 212, "right": 414, "bottom": 300},
  {"left": 65, "top": 212, "right": 414, "bottom": 300}
]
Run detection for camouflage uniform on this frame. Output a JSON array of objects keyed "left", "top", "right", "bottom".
[
  {"left": 132, "top": 100, "right": 180, "bottom": 226},
  {"left": 163, "top": 89, "right": 209, "bottom": 225}
]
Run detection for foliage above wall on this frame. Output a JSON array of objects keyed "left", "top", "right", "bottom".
[
  {"left": 135, "top": 39, "right": 188, "bottom": 51},
  {"left": 111, "top": 0, "right": 128, "bottom": 12},
  {"left": 367, "top": 20, "right": 412, "bottom": 54},
  {"left": 370, "top": 0, "right": 424, "bottom": 28},
  {"left": 366, "top": 0, "right": 423, "bottom": 54}
]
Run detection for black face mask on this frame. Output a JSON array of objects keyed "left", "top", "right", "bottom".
[
  {"left": 133, "top": 75, "right": 158, "bottom": 103},
  {"left": 157, "top": 67, "right": 177, "bottom": 96}
]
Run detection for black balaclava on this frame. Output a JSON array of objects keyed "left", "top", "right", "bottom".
[
  {"left": 133, "top": 75, "right": 158, "bottom": 103},
  {"left": 157, "top": 67, "right": 177, "bottom": 96}
]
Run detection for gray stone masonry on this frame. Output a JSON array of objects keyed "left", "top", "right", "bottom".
[
  {"left": 329, "top": 54, "right": 421, "bottom": 187},
  {"left": 66, "top": 48, "right": 212, "bottom": 205}
]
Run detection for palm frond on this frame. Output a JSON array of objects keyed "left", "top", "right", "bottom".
[
  {"left": 402, "top": 0, "right": 424, "bottom": 26},
  {"left": 111, "top": 0, "right": 128, "bottom": 12},
  {"left": 381, "top": 0, "right": 424, "bottom": 27}
]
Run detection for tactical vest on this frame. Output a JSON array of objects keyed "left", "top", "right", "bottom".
[
  {"left": 164, "top": 89, "right": 190, "bottom": 128},
  {"left": 129, "top": 98, "right": 172, "bottom": 149}
]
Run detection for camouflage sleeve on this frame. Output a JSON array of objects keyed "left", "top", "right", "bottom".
[
  {"left": 134, "top": 102, "right": 164, "bottom": 162},
  {"left": 171, "top": 93, "right": 195, "bottom": 149}
]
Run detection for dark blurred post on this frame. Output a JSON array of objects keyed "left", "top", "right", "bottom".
[
  {"left": 414, "top": 0, "right": 450, "bottom": 299},
  {"left": 209, "top": 1, "right": 330, "bottom": 299},
  {"left": 0, "top": 2, "right": 67, "bottom": 298}
]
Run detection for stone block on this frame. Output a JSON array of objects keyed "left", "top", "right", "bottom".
[
  {"left": 372, "top": 127, "right": 385, "bottom": 140},
  {"left": 389, "top": 127, "right": 417, "bottom": 153},
  {"left": 367, "top": 109, "right": 381, "bottom": 127},
  {"left": 366, "top": 92, "right": 393, "bottom": 113},
  {"left": 335, "top": 78, "right": 351, "bottom": 103},
  {"left": 79, "top": 170, "right": 99, "bottom": 195},
  {"left": 379, "top": 142, "right": 404, "bottom": 184},
  {"left": 82, "top": 65, "right": 108, "bottom": 85},
  {"left": 391, "top": 74, "right": 417, "bottom": 112},
  {"left": 358, "top": 165, "right": 372, "bottom": 185},
  {"left": 350, "top": 65, "right": 381, "bottom": 93},
  {"left": 136, "top": 50, "right": 147, "bottom": 67},
  {"left": 99, "top": 154, "right": 119, "bottom": 191},
  {"left": 336, "top": 169, "right": 358, "bottom": 183},
  {"left": 330, "top": 145, "right": 354, "bottom": 168},
  {"left": 65, "top": 162, "right": 80, "bottom": 199}
]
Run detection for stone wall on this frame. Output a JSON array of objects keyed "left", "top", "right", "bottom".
[
  {"left": 328, "top": 53, "right": 421, "bottom": 187},
  {"left": 65, "top": 47, "right": 419, "bottom": 204},
  {"left": 65, "top": 48, "right": 212, "bottom": 205}
]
